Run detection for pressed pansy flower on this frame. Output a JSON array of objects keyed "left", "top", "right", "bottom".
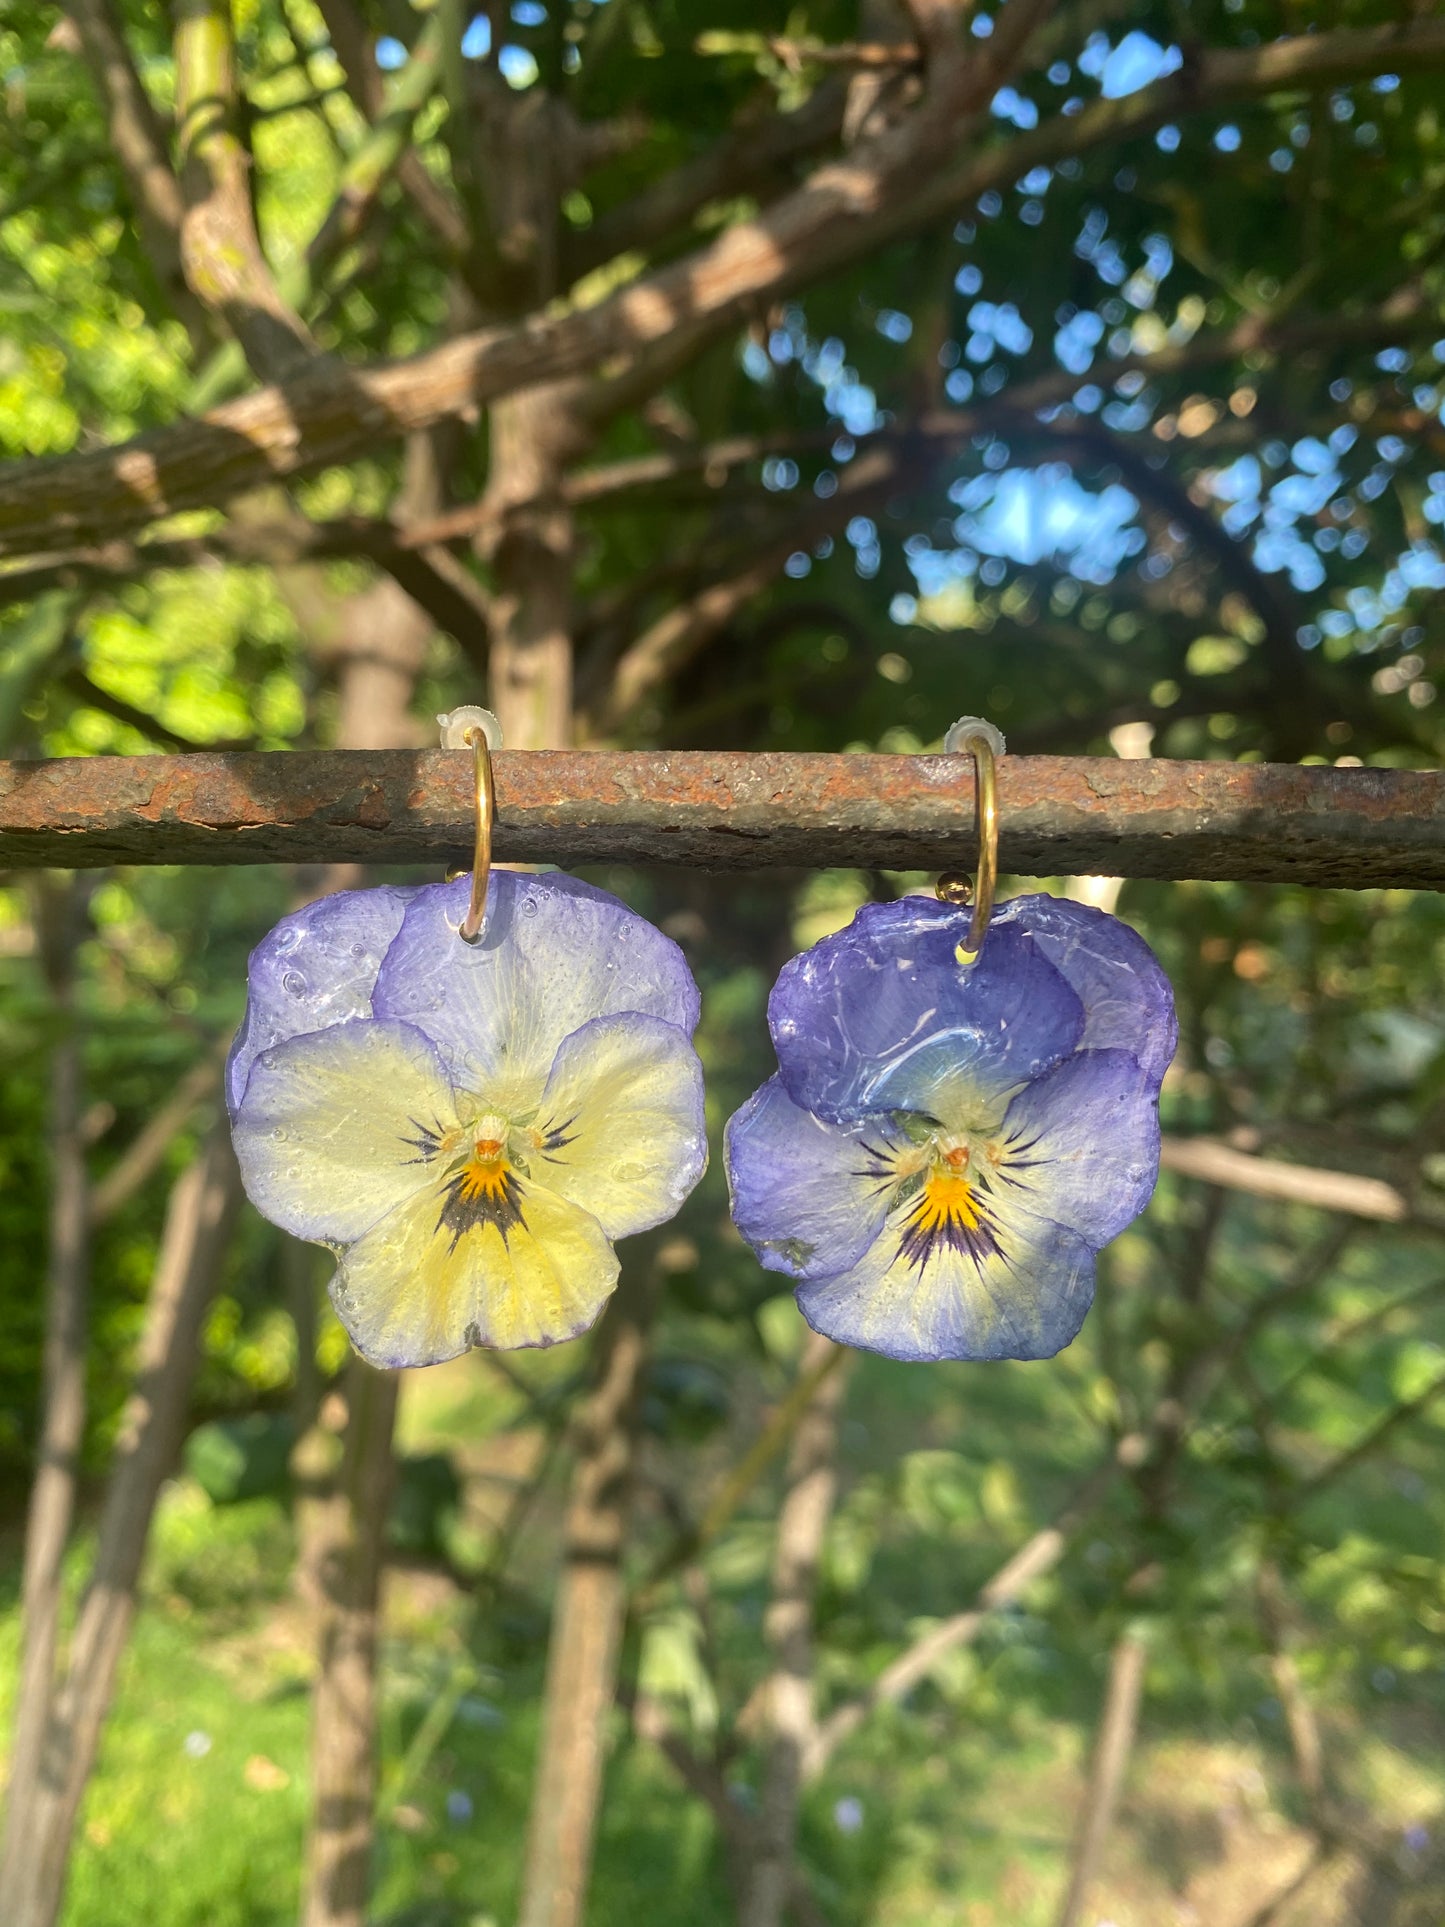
[
  {"left": 725, "top": 893, "right": 1174, "bottom": 1363},
  {"left": 228, "top": 873, "right": 706, "bottom": 1365}
]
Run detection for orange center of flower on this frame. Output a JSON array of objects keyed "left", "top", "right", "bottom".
[
  {"left": 915, "top": 1170, "right": 982, "bottom": 1234},
  {"left": 457, "top": 1133, "right": 510, "bottom": 1203}
]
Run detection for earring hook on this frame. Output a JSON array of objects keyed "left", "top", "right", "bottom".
[
  {"left": 935, "top": 715, "right": 1005, "bottom": 965},
  {"left": 437, "top": 706, "right": 502, "bottom": 944}
]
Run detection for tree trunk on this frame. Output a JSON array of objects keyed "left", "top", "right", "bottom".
[
  {"left": 740, "top": 1332, "right": 849, "bottom": 1927},
  {"left": 481, "top": 385, "right": 578, "bottom": 752},
  {"left": 300, "top": 1361, "right": 399, "bottom": 1927},
  {"left": 1055, "top": 1631, "right": 1148, "bottom": 1927},
  {"left": 0, "top": 879, "right": 91, "bottom": 1884},
  {"left": 5, "top": 1123, "right": 241, "bottom": 1927},
  {"left": 517, "top": 1262, "right": 658, "bottom": 1927},
  {"left": 293, "top": 424, "right": 444, "bottom": 1927}
]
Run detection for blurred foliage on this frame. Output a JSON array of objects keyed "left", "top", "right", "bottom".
[
  {"left": 184, "top": 1413, "right": 298, "bottom": 1506},
  {"left": 1, "top": 0, "right": 1444, "bottom": 1920}
]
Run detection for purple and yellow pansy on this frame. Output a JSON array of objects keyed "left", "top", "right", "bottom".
[
  {"left": 725, "top": 892, "right": 1175, "bottom": 1363},
  {"left": 227, "top": 873, "right": 707, "bottom": 1366}
]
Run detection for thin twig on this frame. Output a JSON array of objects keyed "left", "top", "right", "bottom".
[
  {"left": 634, "top": 1341, "right": 849, "bottom": 1612},
  {"left": 89, "top": 1040, "right": 228, "bottom": 1225},
  {"left": 1054, "top": 1631, "right": 1149, "bottom": 1927}
]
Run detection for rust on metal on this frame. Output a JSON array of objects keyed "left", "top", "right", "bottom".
[{"left": 0, "top": 749, "right": 1441, "bottom": 887}]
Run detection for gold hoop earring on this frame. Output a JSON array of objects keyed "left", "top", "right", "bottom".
[{"left": 935, "top": 715, "right": 1003, "bottom": 964}]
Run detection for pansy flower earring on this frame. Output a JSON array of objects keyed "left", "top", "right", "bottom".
[
  {"left": 725, "top": 718, "right": 1175, "bottom": 1364},
  {"left": 227, "top": 709, "right": 708, "bottom": 1366}
]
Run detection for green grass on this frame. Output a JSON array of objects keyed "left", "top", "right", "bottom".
[{"left": 3, "top": 1305, "right": 1444, "bottom": 1927}]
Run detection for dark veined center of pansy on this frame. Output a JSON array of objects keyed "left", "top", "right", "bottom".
[
  {"left": 404, "top": 1104, "right": 577, "bottom": 1250},
  {"left": 861, "top": 1123, "right": 1007, "bottom": 1273}
]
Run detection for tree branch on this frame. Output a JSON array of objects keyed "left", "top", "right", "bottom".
[
  {"left": 1160, "top": 1135, "right": 1440, "bottom": 1229},
  {"left": 59, "top": 666, "right": 255, "bottom": 754},
  {"left": 589, "top": 442, "right": 906, "bottom": 733},
  {"left": 1255, "top": 1561, "right": 1328, "bottom": 1826},
  {"left": 373, "top": 545, "right": 491, "bottom": 679},
  {"left": 564, "top": 79, "right": 849, "bottom": 284},
  {"left": 300, "top": 1361, "right": 399, "bottom": 1927},
  {"left": 1055, "top": 424, "right": 1318, "bottom": 755},
  {"left": 88, "top": 1042, "right": 228, "bottom": 1226},
  {"left": 1055, "top": 1631, "right": 1149, "bottom": 1927},
  {"left": 296, "top": 11, "right": 450, "bottom": 299},
  {"left": 804, "top": 1441, "right": 1138, "bottom": 1778},
  {"left": 635, "top": 1341, "right": 850, "bottom": 1612},
  {"left": 61, "top": 0, "right": 202, "bottom": 334},
  {"left": 174, "top": 0, "right": 314, "bottom": 379},
  {"left": 6, "top": 18, "right": 1440, "bottom": 552},
  {"left": 694, "top": 33, "right": 920, "bottom": 71},
  {"left": 1298, "top": 1367, "right": 1445, "bottom": 1501},
  {"left": 626, "top": 1694, "right": 830, "bottom": 1927}
]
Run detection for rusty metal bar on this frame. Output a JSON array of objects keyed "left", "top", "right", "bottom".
[{"left": 0, "top": 750, "right": 1440, "bottom": 886}]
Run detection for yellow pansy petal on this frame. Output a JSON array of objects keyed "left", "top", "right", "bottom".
[
  {"left": 330, "top": 1176, "right": 620, "bottom": 1365},
  {"left": 531, "top": 1013, "right": 707, "bottom": 1240},
  {"left": 232, "top": 1020, "right": 457, "bottom": 1244}
]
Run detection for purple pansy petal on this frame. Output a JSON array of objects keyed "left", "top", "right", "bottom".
[
  {"left": 533, "top": 1012, "right": 708, "bottom": 1240},
  {"left": 993, "top": 1048, "right": 1161, "bottom": 1247},
  {"left": 796, "top": 1207, "right": 1096, "bottom": 1363},
  {"left": 725, "top": 1077, "right": 896, "bottom": 1282},
  {"left": 992, "top": 894, "right": 1177, "bottom": 1086},
  {"left": 728, "top": 887, "right": 1175, "bottom": 1363},
  {"left": 232, "top": 1019, "right": 453, "bottom": 1245},
  {"left": 372, "top": 873, "right": 701, "bottom": 1107},
  {"left": 226, "top": 885, "right": 416, "bottom": 1113},
  {"left": 770, "top": 902, "right": 1083, "bottom": 1125},
  {"left": 332, "top": 1178, "right": 619, "bottom": 1366}
]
